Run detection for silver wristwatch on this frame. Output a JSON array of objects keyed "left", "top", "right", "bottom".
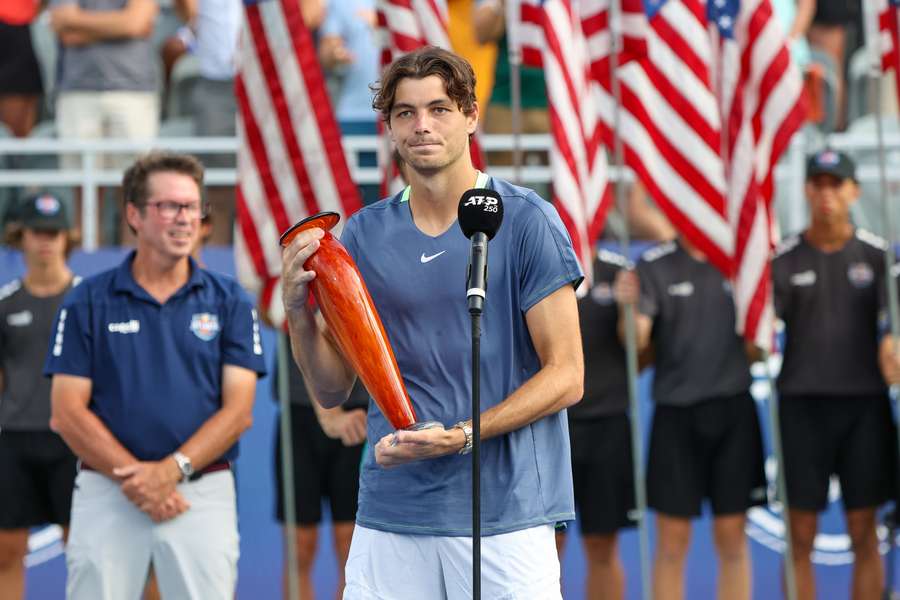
[
  {"left": 173, "top": 451, "right": 194, "bottom": 481},
  {"left": 454, "top": 421, "right": 473, "bottom": 455}
]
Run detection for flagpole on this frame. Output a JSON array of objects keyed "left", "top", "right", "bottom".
[
  {"left": 869, "top": 17, "right": 900, "bottom": 374},
  {"left": 863, "top": 2, "right": 900, "bottom": 593},
  {"left": 506, "top": 0, "right": 524, "bottom": 184},
  {"left": 760, "top": 349, "right": 798, "bottom": 600},
  {"left": 607, "top": 2, "right": 652, "bottom": 598},
  {"left": 277, "top": 332, "right": 301, "bottom": 600}
]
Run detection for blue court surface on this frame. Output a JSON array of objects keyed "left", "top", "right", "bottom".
[{"left": 3, "top": 246, "right": 897, "bottom": 599}]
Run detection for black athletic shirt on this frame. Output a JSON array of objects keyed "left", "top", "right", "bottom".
[
  {"left": 569, "top": 249, "right": 628, "bottom": 420},
  {"left": 772, "top": 229, "right": 887, "bottom": 396},
  {"left": 637, "top": 241, "right": 752, "bottom": 407},
  {"left": 272, "top": 333, "right": 369, "bottom": 410},
  {"left": 0, "top": 277, "right": 76, "bottom": 430}
]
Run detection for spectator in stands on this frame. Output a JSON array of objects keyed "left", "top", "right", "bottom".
[
  {"left": 774, "top": 0, "right": 814, "bottom": 67},
  {"left": 317, "top": 0, "right": 380, "bottom": 204},
  {"left": 473, "top": 0, "right": 549, "bottom": 169},
  {"left": 448, "top": 0, "right": 498, "bottom": 108},
  {"left": 318, "top": 0, "right": 379, "bottom": 131},
  {"left": 170, "top": 0, "right": 240, "bottom": 146},
  {"left": 273, "top": 343, "right": 367, "bottom": 599},
  {"left": 49, "top": 0, "right": 160, "bottom": 160},
  {"left": 807, "top": 0, "right": 861, "bottom": 130},
  {"left": 0, "top": 0, "right": 44, "bottom": 137},
  {"left": 0, "top": 193, "right": 79, "bottom": 600}
]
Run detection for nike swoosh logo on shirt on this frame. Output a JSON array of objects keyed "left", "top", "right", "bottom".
[{"left": 420, "top": 251, "right": 446, "bottom": 263}]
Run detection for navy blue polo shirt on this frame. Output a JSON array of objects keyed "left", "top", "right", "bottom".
[{"left": 44, "top": 252, "right": 266, "bottom": 462}]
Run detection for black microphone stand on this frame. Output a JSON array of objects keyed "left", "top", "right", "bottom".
[{"left": 470, "top": 306, "right": 482, "bottom": 600}]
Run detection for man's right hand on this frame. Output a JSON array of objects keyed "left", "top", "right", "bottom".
[
  {"left": 318, "top": 408, "right": 367, "bottom": 446},
  {"left": 146, "top": 490, "right": 191, "bottom": 523},
  {"left": 281, "top": 227, "right": 326, "bottom": 313}
]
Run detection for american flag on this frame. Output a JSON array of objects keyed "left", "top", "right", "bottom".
[
  {"left": 523, "top": 0, "right": 803, "bottom": 348},
  {"left": 375, "top": 0, "right": 485, "bottom": 195},
  {"left": 522, "top": 0, "right": 612, "bottom": 286},
  {"left": 235, "top": 0, "right": 363, "bottom": 327},
  {"left": 708, "top": 0, "right": 806, "bottom": 348},
  {"left": 866, "top": 0, "right": 900, "bottom": 102}
]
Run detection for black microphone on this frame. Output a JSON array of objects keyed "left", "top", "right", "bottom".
[{"left": 458, "top": 188, "right": 504, "bottom": 314}]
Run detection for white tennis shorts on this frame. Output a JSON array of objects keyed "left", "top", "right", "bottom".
[{"left": 343, "top": 523, "right": 562, "bottom": 600}]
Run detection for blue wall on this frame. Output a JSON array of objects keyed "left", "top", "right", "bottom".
[{"left": 3, "top": 246, "right": 897, "bottom": 599}]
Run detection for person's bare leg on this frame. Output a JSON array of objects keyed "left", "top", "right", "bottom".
[
  {"left": 583, "top": 533, "right": 625, "bottom": 600},
  {"left": 712, "top": 514, "right": 750, "bottom": 600},
  {"left": 653, "top": 514, "right": 692, "bottom": 600},
  {"left": 284, "top": 525, "right": 318, "bottom": 599},
  {"left": 786, "top": 509, "right": 817, "bottom": 600},
  {"left": 846, "top": 508, "right": 884, "bottom": 600},
  {"left": 331, "top": 522, "right": 355, "bottom": 600},
  {"left": 0, "top": 95, "right": 39, "bottom": 137},
  {"left": 555, "top": 531, "right": 567, "bottom": 557},
  {"left": 0, "top": 529, "right": 29, "bottom": 600},
  {"left": 142, "top": 566, "right": 161, "bottom": 600}
]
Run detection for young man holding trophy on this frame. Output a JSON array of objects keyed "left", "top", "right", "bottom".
[{"left": 281, "top": 47, "right": 584, "bottom": 599}]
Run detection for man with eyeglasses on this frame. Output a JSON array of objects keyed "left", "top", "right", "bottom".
[{"left": 44, "top": 152, "right": 266, "bottom": 599}]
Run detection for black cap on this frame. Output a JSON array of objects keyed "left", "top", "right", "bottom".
[
  {"left": 806, "top": 149, "right": 856, "bottom": 182},
  {"left": 458, "top": 189, "right": 504, "bottom": 240},
  {"left": 19, "top": 193, "right": 71, "bottom": 231}
]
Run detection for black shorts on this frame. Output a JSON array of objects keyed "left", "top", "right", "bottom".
[
  {"left": 648, "top": 393, "right": 767, "bottom": 517},
  {"left": 780, "top": 394, "right": 897, "bottom": 512},
  {"left": 812, "top": 0, "right": 859, "bottom": 26},
  {"left": 0, "top": 23, "right": 43, "bottom": 95},
  {"left": 0, "top": 430, "right": 77, "bottom": 528},
  {"left": 274, "top": 406, "right": 365, "bottom": 525},
  {"left": 569, "top": 414, "right": 637, "bottom": 535}
]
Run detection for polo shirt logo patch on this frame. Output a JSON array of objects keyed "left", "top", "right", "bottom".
[
  {"left": 790, "top": 270, "right": 816, "bottom": 287},
  {"left": 667, "top": 281, "right": 694, "bottom": 297},
  {"left": 847, "top": 262, "right": 874, "bottom": 288},
  {"left": 7, "top": 310, "right": 32, "bottom": 327},
  {"left": 108, "top": 320, "right": 140, "bottom": 334},
  {"left": 590, "top": 282, "right": 614, "bottom": 305},
  {"left": 190, "top": 313, "right": 220, "bottom": 341}
]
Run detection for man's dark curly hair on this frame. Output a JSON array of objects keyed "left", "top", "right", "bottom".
[{"left": 371, "top": 46, "right": 477, "bottom": 123}]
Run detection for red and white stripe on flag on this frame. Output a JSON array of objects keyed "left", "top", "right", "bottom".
[
  {"left": 583, "top": 0, "right": 803, "bottom": 349},
  {"left": 516, "top": 0, "right": 547, "bottom": 67},
  {"left": 529, "top": 0, "right": 612, "bottom": 289},
  {"left": 375, "top": 0, "right": 485, "bottom": 196},
  {"left": 235, "top": 0, "right": 363, "bottom": 327},
  {"left": 865, "top": 0, "right": 900, "bottom": 103},
  {"left": 712, "top": 0, "right": 806, "bottom": 349}
]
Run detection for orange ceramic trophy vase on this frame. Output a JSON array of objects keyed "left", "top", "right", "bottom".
[{"left": 280, "top": 212, "right": 427, "bottom": 430}]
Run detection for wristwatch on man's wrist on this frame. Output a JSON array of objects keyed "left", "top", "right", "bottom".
[
  {"left": 172, "top": 451, "right": 194, "bottom": 481},
  {"left": 454, "top": 421, "right": 473, "bottom": 455}
]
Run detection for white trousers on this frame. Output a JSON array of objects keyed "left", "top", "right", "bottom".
[
  {"left": 65, "top": 469, "right": 239, "bottom": 600},
  {"left": 343, "top": 524, "right": 562, "bottom": 600},
  {"left": 55, "top": 91, "right": 159, "bottom": 169}
]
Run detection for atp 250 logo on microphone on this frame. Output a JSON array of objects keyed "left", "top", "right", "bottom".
[{"left": 463, "top": 195, "right": 500, "bottom": 213}]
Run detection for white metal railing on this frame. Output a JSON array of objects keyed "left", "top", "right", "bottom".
[{"left": 1, "top": 131, "right": 899, "bottom": 250}]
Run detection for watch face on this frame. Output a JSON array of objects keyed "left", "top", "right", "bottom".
[{"left": 176, "top": 454, "right": 193, "bottom": 476}]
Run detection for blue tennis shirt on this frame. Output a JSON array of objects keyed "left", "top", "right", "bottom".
[
  {"left": 44, "top": 253, "right": 266, "bottom": 462},
  {"left": 341, "top": 176, "right": 583, "bottom": 536}
]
